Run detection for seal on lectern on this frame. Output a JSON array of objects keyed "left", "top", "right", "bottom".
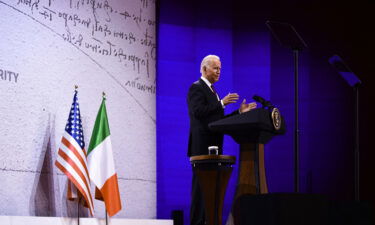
[{"left": 271, "top": 107, "right": 282, "bottom": 130}]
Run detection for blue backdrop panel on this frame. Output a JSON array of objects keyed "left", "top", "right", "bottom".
[{"left": 157, "top": 23, "right": 237, "bottom": 223}]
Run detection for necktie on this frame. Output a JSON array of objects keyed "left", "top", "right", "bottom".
[
  {"left": 211, "top": 85, "right": 217, "bottom": 95},
  {"left": 211, "top": 85, "right": 220, "bottom": 101}
]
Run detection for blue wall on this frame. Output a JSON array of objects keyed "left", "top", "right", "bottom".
[{"left": 156, "top": 22, "right": 239, "bottom": 223}]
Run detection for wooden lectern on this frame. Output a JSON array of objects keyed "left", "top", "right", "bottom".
[
  {"left": 190, "top": 155, "right": 236, "bottom": 225},
  {"left": 208, "top": 108, "right": 286, "bottom": 222}
]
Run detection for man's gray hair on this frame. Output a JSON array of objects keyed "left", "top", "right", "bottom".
[{"left": 200, "top": 55, "right": 220, "bottom": 74}]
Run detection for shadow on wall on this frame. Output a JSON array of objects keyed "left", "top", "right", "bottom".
[
  {"left": 28, "top": 113, "right": 90, "bottom": 217},
  {"left": 29, "top": 113, "right": 56, "bottom": 216}
]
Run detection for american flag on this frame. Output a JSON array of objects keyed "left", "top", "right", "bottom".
[{"left": 55, "top": 90, "right": 94, "bottom": 215}]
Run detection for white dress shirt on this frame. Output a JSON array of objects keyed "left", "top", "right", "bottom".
[{"left": 200, "top": 76, "right": 225, "bottom": 108}]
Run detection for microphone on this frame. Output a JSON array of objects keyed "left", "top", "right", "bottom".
[{"left": 252, "top": 95, "right": 274, "bottom": 109}]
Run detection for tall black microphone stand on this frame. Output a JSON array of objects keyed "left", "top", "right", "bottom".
[
  {"left": 293, "top": 49, "right": 300, "bottom": 193},
  {"left": 266, "top": 21, "right": 307, "bottom": 193},
  {"left": 329, "top": 55, "right": 362, "bottom": 201},
  {"left": 354, "top": 84, "right": 360, "bottom": 201}
]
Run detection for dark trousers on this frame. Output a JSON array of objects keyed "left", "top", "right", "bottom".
[{"left": 190, "top": 170, "right": 205, "bottom": 225}]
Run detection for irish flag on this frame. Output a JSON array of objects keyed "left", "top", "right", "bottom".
[{"left": 87, "top": 97, "right": 122, "bottom": 217}]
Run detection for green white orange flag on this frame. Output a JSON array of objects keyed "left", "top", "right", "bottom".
[{"left": 87, "top": 97, "right": 122, "bottom": 217}]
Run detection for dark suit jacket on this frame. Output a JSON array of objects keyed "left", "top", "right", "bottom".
[{"left": 187, "top": 78, "right": 238, "bottom": 156}]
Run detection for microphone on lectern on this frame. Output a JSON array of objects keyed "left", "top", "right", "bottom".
[{"left": 252, "top": 95, "right": 274, "bottom": 109}]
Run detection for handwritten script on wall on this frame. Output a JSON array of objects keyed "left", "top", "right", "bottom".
[{"left": 5, "top": 0, "right": 156, "bottom": 94}]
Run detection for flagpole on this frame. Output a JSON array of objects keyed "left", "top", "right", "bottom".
[
  {"left": 76, "top": 85, "right": 80, "bottom": 225},
  {"left": 105, "top": 209, "right": 108, "bottom": 225},
  {"left": 77, "top": 197, "right": 81, "bottom": 225},
  {"left": 103, "top": 90, "right": 107, "bottom": 225}
]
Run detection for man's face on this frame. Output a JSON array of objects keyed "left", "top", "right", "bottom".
[{"left": 203, "top": 58, "right": 221, "bottom": 84}]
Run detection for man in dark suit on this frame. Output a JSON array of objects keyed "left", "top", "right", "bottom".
[{"left": 187, "top": 55, "right": 257, "bottom": 225}]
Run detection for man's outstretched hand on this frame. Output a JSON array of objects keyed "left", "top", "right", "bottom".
[
  {"left": 239, "top": 99, "right": 257, "bottom": 113},
  {"left": 222, "top": 93, "right": 239, "bottom": 106}
]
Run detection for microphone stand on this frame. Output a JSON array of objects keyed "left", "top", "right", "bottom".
[
  {"left": 328, "top": 54, "right": 362, "bottom": 201},
  {"left": 354, "top": 84, "right": 360, "bottom": 201},
  {"left": 293, "top": 49, "right": 300, "bottom": 193},
  {"left": 266, "top": 21, "right": 307, "bottom": 193}
]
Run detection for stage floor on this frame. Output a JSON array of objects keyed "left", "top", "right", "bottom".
[{"left": 0, "top": 216, "right": 173, "bottom": 225}]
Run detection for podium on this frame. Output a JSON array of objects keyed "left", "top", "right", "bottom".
[
  {"left": 209, "top": 108, "right": 286, "bottom": 221},
  {"left": 190, "top": 155, "right": 236, "bottom": 225}
]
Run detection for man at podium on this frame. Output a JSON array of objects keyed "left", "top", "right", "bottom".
[{"left": 187, "top": 55, "right": 257, "bottom": 225}]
